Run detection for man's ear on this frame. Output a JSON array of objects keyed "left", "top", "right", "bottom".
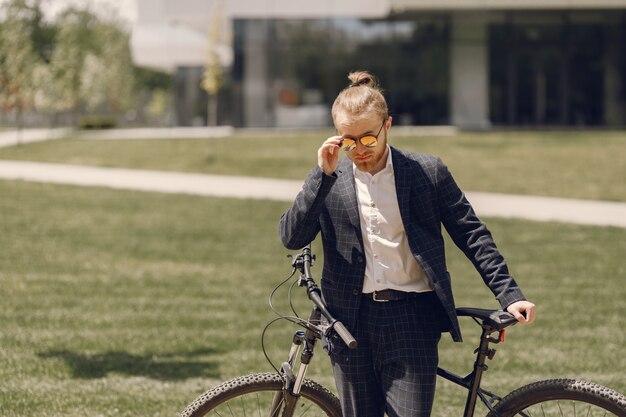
[{"left": 386, "top": 116, "right": 393, "bottom": 130}]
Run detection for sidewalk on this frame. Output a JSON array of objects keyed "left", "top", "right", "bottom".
[
  {"left": 0, "top": 128, "right": 72, "bottom": 148},
  {"left": 1, "top": 160, "right": 625, "bottom": 228},
  {"left": 0, "top": 127, "right": 234, "bottom": 148}
]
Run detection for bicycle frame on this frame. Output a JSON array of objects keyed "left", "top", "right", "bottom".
[
  {"left": 274, "top": 245, "right": 515, "bottom": 417},
  {"left": 182, "top": 245, "right": 625, "bottom": 417},
  {"left": 437, "top": 321, "right": 508, "bottom": 417},
  {"left": 275, "top": 313, "right": 509, "bottom": 417}
]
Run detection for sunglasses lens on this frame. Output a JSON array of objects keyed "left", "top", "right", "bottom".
[
  {"left": 360, "top": 136, "right": 377, "bottom": 148},
  {"left": 341, "top": 139, "right": 356, "bottom": 152}
]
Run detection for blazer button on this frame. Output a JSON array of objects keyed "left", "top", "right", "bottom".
[
  {"left": 357, "top": 256, "right": 363, "bottom": 263},
  {"left": 353, "top": 289, "right": 360, "bottom": 296}
]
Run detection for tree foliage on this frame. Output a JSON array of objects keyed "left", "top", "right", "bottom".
[
  {"left": 0, "top": 0, "right": 42, "bottom": 113},
  {"left": 201, "top": 0, "right": 228, "bottom": 125},
  {"left": 0, "top": 0, "right": 138, "bottom": 120}
]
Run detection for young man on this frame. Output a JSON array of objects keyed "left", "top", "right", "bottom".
[{"left": 279, "top": 71, "right": 535, "bottom": 417}]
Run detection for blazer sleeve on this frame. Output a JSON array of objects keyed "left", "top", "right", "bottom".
[
  {"left": 435, "top": 157, "right": 526, "bottom": 309},
  {"left": 279, "top": 166, "right": 337, "bottom": 250}
]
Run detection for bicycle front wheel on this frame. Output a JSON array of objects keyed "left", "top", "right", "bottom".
[
  {"left": 180, "top": 372, "right": 342, "bottom": 417},
  {"left": 489, "top": 378, "right": 626, "bottom": 416}
]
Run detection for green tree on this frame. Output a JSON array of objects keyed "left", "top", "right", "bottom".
[
  {"left": 46, "top": 8, "right": 98, "bottom": 114},
  {"left": 0, "top": 0, "right": 43, "bottom": 135},
  {"left": 201, "top": 0, "right": 227, "bottom": 126},
  {"left": 80, "top": 22, "right": 134, "bottom": 112}
]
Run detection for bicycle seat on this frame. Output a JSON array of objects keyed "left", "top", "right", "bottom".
[{"left": 456, "top": 307, "right": 518, "bottom": 331}]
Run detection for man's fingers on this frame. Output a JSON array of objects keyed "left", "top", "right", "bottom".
[
  {"left": 326, "top": 135, "right": 342, "bottom": 155},
  {"left": 512, "top": 309, "right": 527, "bottom": 323},
  {"left": 318, "top": 136, "right": 343, "bottom": 175},
  {"left": 507, "top": 301, "right": 536, "bottom": 325},
  {"left": 524, "top": 305, "right": 536, "bottom": 324}
]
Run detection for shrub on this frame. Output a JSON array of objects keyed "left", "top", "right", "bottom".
[{"left": 78, "top": 116, "right": 117, "bottom": 130}]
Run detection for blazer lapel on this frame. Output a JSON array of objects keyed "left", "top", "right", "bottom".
[
  {"left": 391, "top": 147, "right": 414, "bottom": 228},
  {"left": 335, "top": 157, "right": 361, "bottom": 231}
]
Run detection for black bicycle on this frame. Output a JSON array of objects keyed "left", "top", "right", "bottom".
[{"left": 181, "top": 245, "right": 626, "bottom": 417}]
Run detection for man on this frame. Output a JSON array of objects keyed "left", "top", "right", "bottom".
[{"left": 279, "top": 71, "right": 535, "bottom": 417}]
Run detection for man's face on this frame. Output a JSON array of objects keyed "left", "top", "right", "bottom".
[{"left": 335, "top": 112, "right": 391, "bottom": 175}]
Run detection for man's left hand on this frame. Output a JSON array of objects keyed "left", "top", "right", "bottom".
[{"left": 506, "top": 300, "right": 536, "bottom": 324}]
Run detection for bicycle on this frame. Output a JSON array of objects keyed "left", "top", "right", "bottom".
[{"left": 180, "top": 245, "right": 626, "bottom": 417}]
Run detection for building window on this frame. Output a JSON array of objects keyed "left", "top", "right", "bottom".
[{"left": 234, "top": 15, "right": 450, "bottom": 127}]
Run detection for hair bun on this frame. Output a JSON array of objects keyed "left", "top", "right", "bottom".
[{"left": 347, "top": 71, "right": 378, "bottom": 89}]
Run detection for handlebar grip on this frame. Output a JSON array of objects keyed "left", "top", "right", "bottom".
[{"left": 334, "top": 321, "right": 358, "bottom": 349}]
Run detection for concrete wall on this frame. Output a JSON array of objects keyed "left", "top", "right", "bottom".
[{"left": 450, "top": 13, "right": 490, "bottom": 129}]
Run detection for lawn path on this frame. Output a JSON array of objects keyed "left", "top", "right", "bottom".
[{"left": 1, "top": 160, "right": 625, "bottom": 228}]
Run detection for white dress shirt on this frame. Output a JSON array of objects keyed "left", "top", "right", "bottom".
[{"left": 354, "top": 147, "right": 432, "bottom": 294}]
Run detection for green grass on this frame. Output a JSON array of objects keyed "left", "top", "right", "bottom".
[
  {"left": 0, "top": 130, "right": 625, "bottom": 201},
  {"left": 1, "top": 179, "right": 624, "bottom": 416}
]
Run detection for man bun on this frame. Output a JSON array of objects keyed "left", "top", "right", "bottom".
[
  {"left": 347, "top": 71, "right": 379, "bottom": 89},
  {"left": 332, "top": 70, "right": 388, "bottom": 122}
]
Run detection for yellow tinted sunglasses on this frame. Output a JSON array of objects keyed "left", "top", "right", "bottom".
[{"left": 340, "top": 120, "right": 386, "bottom": 152}]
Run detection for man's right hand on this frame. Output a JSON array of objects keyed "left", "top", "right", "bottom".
[{"left": 318, "top": 136, "right": 343, "bottom": 176}]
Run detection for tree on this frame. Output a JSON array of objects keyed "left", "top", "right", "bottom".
[
  {"left": 1, "top": 1, "right": 139, "bottom": 128},
  {"left": 39, "top": 7, "right": 134, "bottom": 121},
  {"left": 96, "top": 23, "right": 134, "bottom": 112},
  {"left": 201, "top": 0, "right": 227, "bottom": 126},
  {"left": 46, "top": 8, "right": 98, "bottom": 115},
  {"left": 80, "top": 22, "right": 134, "bottom": 113},
  {"left": 0, "top": 0, "right": 43, "bottom": 137}
]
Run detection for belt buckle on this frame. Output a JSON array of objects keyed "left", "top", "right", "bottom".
[{"left": 372, "top": 291, "right": 389, "bottom": 302}]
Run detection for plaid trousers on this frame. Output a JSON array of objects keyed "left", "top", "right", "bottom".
[{"left": 328, "top": 292, "right": 446, "bottom": 417}]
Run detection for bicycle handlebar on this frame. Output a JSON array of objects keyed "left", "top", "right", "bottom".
[
  {"left": 294, "top": 245, "right": 358, "bottom": 349},
  {"left": 333, "top": 321, "right": 357, "bottom": 349}
]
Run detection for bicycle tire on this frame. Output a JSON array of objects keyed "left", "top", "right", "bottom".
[
  {"left": 180, "top": 372, "right": 342, "bottom": 417},
  {"left": 488, "top": 378, "right": 626, "bottom": 416}
]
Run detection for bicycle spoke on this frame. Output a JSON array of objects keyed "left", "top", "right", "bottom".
[
  {"left": 298, "top": 402, "right": 315, "bottom": 416},
  {"left": 241, "top": 395, "right": 247, "bottom": 417}
]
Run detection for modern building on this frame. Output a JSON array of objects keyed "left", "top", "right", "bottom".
[{"left": 131, "top": 0, "right": 626, "bottom": 129}]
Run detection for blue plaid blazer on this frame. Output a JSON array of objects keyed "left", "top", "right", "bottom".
[{"left": 279, "top": 147, "right": 526, "bottom": 342}]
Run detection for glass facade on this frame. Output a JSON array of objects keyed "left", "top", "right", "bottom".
[
  {"left": 231, "top": 10, "right": 626, "bottom": 128},
  {"left": 233, "top": 15, "right": 451, "bottom": 127},
  {"left": 489, "top": 12, "right": 613, "bottom": 126}
]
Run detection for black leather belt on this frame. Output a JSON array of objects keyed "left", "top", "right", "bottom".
[{"left": 363, "top": 289, "right": 433, "bottom": 302}]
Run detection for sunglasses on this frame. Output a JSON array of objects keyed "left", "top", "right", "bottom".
[{"left": 339, "top": 120, "right": 386, "bottom": 152}]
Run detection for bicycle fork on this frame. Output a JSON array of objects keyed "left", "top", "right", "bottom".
[{"left": 270, "top": 307, "right": 323, "bottom": 417}]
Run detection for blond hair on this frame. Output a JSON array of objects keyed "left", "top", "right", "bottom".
[{"left": 331, "top": 71, "right": 388, "bottom": 123}]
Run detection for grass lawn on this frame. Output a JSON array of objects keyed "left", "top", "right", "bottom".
[
  {"left": 1, "top": 179, "right": 624, "bottom": 416},
  {"left": 0, "top": 130, "right": 625, "bottom": 201}
]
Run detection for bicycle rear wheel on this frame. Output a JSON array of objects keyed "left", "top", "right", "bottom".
[
  {"left": 180, "top": 372, "right": 342, "bottom": 417},
  {"left": 489, "top": 378, "right": 626, "bottom": 416}
]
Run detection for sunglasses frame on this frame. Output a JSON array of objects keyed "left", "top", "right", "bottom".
[{"left": 339, "top": 120, "right": 386, "bottom": 152}]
